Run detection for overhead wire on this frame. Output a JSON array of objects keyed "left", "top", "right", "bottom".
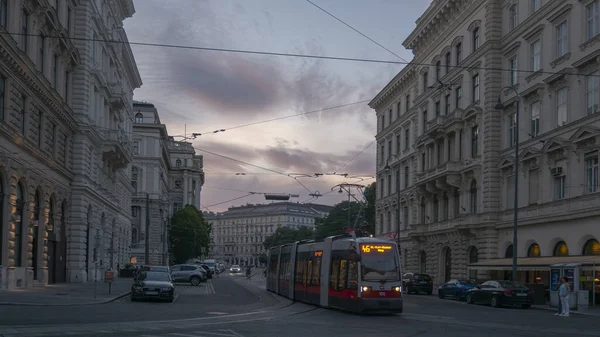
[{"left": 2, "top": 32, "right": 600, "bottom": 79}]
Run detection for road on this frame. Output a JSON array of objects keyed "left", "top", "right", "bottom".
[{"left": 0, "top": 275, "right": 597, "bottom": 337}]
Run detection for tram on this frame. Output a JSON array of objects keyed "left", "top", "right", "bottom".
[{"left": 265, "top": 234, "right": 403, "bottom": 313}]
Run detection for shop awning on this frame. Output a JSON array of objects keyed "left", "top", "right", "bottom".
[{"left": 468, "top": 256, "right": 600, "bottom": 271}]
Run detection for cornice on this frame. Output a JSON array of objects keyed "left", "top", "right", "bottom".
[
  {"left": 500, "top": 0, "right": 562, "bottom": 46},
  {"left": 369, "top": 64, "right": 418, "bottom": 110}
]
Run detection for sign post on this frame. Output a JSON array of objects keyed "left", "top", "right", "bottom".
[{"left": 104, "top": 270, "right": 114, "bottom": 294}]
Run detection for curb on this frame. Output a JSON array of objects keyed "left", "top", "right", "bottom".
[
  {"left": 0, "top": 291, "right": 131, "bottom": 307},
  {"left": 530, "top": 305, "right": 597, "bottom": 316}
]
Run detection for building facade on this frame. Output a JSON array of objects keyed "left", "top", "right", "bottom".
[
  {"left": 206, "top": 202, "right": 332, "bottom": 266},
  {"left": 0, "top": 0, "right": 79, "bottom": 289},
  {"left": 371, "top": 0, "right": 600, "bottom": 292},
  {"left": 68, "top": 0, "right": 141, "bottom": 282}
]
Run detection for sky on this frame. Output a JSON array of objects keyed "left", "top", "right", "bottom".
[{"left": 124, "top": 0, "right": 433, "bottom": 212}]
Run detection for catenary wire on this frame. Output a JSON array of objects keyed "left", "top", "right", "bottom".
[
  {"left": 4, "top": 32, "right": 600, "bottom": 79},
  {"left": 304, "top": 0, "right": 410, "bottom": 63},
  {"left": 333, "top": 140, "right": 376, "bottom": 174}
]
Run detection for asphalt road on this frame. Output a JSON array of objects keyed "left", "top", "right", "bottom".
[{"left": 0, "top": 275, "right": 598, "bottom": 337}]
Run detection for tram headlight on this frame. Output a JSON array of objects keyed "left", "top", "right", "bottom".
[
  {"left": 393, "top": 286, "right": 401, "bottom": 292},
  {"left": 361, "top": 286, "right": 372, "bottom": 292}
]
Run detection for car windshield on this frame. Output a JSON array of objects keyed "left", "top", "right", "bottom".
[
  {"left": 140, "top": 272, "right": 171, "bottom": 282},
  {"left": 458, "top": 279, "right": 475, "bottom": 285},
  {"left": 498, "top": 280, "right": 528, "bottom": 289},
  {"left": 414, "top": 274, "right": 432, "bottom": 281},
  {"left": 232, "top": 265, "right": 240, "bottom": 268},
  {"left": 360, "top": 244, "right": 400, "bottom": 281}
]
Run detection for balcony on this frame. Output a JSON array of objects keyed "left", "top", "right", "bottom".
[
  {"left": 108, "top": 82, "right": 126, "bottom": 110},
  {"left": 100, "top": 129, "right": 133, "bottom": 170},
  {"left": 416, "top": 161, "right": 462, "bottom": 192}
]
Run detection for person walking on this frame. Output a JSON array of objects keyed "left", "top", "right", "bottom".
[{"left": 558, "top": 276, "right": 570, "bottom": 317}]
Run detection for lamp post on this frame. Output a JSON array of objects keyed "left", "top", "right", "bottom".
[
  {"left": 494, "top": 87, "right": 520, "bottom": 282},
  {"left": 383, "top": 155, "right": 401, "bottom": 251}
]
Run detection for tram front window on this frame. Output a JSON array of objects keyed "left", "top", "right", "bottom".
[{"left": 360, "top": 244, "right": 400, "bottom": 282}]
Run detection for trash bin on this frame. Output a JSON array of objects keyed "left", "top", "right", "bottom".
[{"left": 578, "top": 290, "right": 589, "bottom": 311}]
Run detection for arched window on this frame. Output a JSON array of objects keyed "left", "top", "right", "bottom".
[
  {"left": 455, "top": 42, "right": 462, "bottom": 64},
  {"left": 472, "top": 27, "right": 480, "bottom": 50},
  {"left": 131, "top": 227, "right": 138, "bottom": 244},
  {"left": 134, "top": 112, "right": 143, "bottom": 123},
  {"left": 505, "top": 244, "right": 513, "bottom": 258},
  {"left": 432, "top": 195, "right": 439, "bottom": 222},
  {"left": 470, "top": 180, "right": 478, "bottom": 213},
  {"left": 582, "top": 239, "right": 600, "bottom": 255},
  {"left": 420, "top": 197, "right": 426, "bottom": 223},
  {"left": 442, "top": 192, "right": 449, "bottom": 220},
  {"left": 176, "top": 158, "right": 182, "bottom": 168},
  {"left": 435, "top": 61, "right": 441, "bottom": 80},
  {"left": 527, "top": 243, "right": 541, "bottom": 257},
  {"left": 423, "top": 71, "right": 428, "bottom": 92},
  {"left": 419, "top": 250, "right": 426, "bottom": 273},
  {"left": 509, "top": 4, "right": 518, "bottom": 30},
  {"left": 15, "top": 183, "right": 25, "bottom": 267},
  {"left": 553, "top": 241, "right": 568, "bottom": 257},
  {"left": 445, "top": 51, "right": 451, "bottom": 73}
]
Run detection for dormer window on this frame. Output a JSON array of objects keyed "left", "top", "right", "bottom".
[
  {"left": 176, "top": 158, "right": 182, "bottom": 168},
  {"left": 134, "top": 112, "right": 143, "bottom": 123}
]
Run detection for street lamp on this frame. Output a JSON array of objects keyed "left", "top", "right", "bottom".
[
  {"left": 383, "top": 155, "right": 401, "bottom": 252},
  {"left": 494, "top": 86, "right": 520, "bottom": 282}
]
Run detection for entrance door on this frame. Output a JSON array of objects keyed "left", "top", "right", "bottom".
[{"left": 48, "top": 240, "right": 56, "bottom": 283}]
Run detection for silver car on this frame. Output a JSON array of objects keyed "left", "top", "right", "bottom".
[{"left": 170, "top": 264, "right": 207, "bottom": 286}]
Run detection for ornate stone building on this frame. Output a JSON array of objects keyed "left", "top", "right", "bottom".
[
  {"left": 207, "top": 202, "right": 332, "bottom": 266},
  {"left": 371, "top": 0, "right": 600, "bottom": 289},
  {"left": 68, "top": 0, "right": 141, "bottom": 282},
  {"left": 129, "top": 101, "right": 205, "bottom": 266},
  {"left": 0, "top": 0, "right": 79, "bottom": 289}
]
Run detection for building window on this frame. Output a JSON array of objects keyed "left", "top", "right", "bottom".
[
  {"left": 445, "top": 94, "right": 451, "bottom": 114},
  {"left": 0, "top": 0, "right": 7, "bottom": 28},
  {"left": 455, "top": 86, "right": 462, "bottom": 109},
  {"left": 135, "top": 112, "right": 144, "bottom": 123},
  {"left": 38, "top": 33, "right": 45, "bottom": 73},
  {"left": 585, "top": 152, "right": 598, "bottom": 193},
  {"left": 422, "top": 71, "right": 428, "bottom": 92},
  {"left": 531, "top": 0, "right": 541, "bottom": 12},
  {"left": 530, "top": 101, "right": 540, "bottom": 137},
  {"left": 422, "top": 110, "right": 428, "bottom": 132},
  {"left": 14, "top": 183, "right": 25, "bottom": 267},
  {"left": 396, "top": 134, "right": 401, "bottom": 155},
  {"left": 395, "top": 168, "right": 400, "bottom": 193},
  {"left": 404, "top": 128, "right": 409, "bottom": 150},
  {"left": 21, "top": 9, "right": 29, "bottom": 53},
  {"left": 133, "top": 141, "right": 139, "bottom": 154},
  {"left": 405, "top": 94, "right": 410, "bottom": 112},
  {"left": 420, "top": 198, "right": 426, "bottom": 223},
  {"left": 556, "top": 22, "right": 568, "bottom": 58},
  {"left": 64, "top": 70, "right": 70, "bottom": 102},
  {"left": 175, "top": 179, "right": 183, "bottom": 189},
  {"left": 67, "top": 6, "right": 72, "bottom": 36},
  {"left": 508, "top": 113, "right": 517, "bottom": 146},
  {"left": 472, "top": 74, "right": 480, "bottom": 103},
  {"left": 472, "top": 27, "right": 480, "bottom": 51},
  {"left": 531, "top": 40, "right": 541, "bottom": 72},
  {"left": 176, "top": 158, "right": 182, "bottom": 168},
  {"left": 381, "top": 113, "right": 385, "bottom": 129},
  {"left": 403, "top": 206, "right": 409, "bottom": 229},
  {"left": 435, "top": 61, "right": 441, "bottom": 80},
  {"left": 445, "top": 51, "right": 451, "bottom": 73},
  {"left": 556, "top": 87, "right": 568, "bottom": 126},
  {"left": 554, "top": 175, "right": 565, "bottom": 200},
  {"left": 18, "top": 94, "right": 26, "bottom": 134},
  {"left": 509, "top": 56, "right": 518, "bottom": 86},
  {"left": 380, "top": 144, "right": 385, "bottom": 163},
  {"left": 404, "top": 166, "right": 409, "bottom": 188},
  {"left": 388, "top": 109, "right": 392, "bottom": 123},
  {"left": 379, "top": 178, "right": 384, "bottom": 198},
  {"left": 506, "top": 174, "right": 515, "bottom": 208},
  {"left": 470, "top": 180, "right": 478, "bottom": 214},
  {"left": 52, "top": 55, "right": 58, "bottom": 88},
  {"left": 471, "top": 125, "right": 479, "bottom": 157},
  {"left": 435, "top": 101, "right": 441, "bottom": 116},
  {"left": 51, "top": 123, "right": 56, "bottom": 150},
  {"left": 388, "top": 140, "right": 392, "bottom": 157},
  {"left": 509, "top": 4, "right": 518, "bottom": 30},
  {"left": 588, "top": 1, "right": 600, "bottom": 40},
  {"left": 587, "top": 71, "right": 599, "bottom": 115},
  {"left": 387, "top": 174, "right": 392, "bottom": 195},
  {"left": 432, "top": 195, "right": 439, "bottom": 222},
  {"left": 455, "top": 43, "right": 462, "bottom": 64}
]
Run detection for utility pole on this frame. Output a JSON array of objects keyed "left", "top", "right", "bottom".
[{"left": 145, "top": 193, "right": 150, "bottom": 264}]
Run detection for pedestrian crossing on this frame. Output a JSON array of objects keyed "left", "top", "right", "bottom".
[{"left": 140, "top": 329, "right": 243, "bottom": 337}]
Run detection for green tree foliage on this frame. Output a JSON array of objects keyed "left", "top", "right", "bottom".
[
  {"left": 314, "top": 201, "right": 362, "bottom": 240},
  {"left": 358, "top": 182, "right": 376, "bottom": 235},
  {"left": 168, "top": 205, "right": 211, "bottom": 264},
  {"left": 263, "top": 225, "right": 314, "bottom": 249}
]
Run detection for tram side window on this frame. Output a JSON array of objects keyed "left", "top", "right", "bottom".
[
  {"left": 347, "top": 259, "right": 358, "bottom": 290},
  {"left": 306, "top": 259, "right": 312, "bottom": 285},
  {"left": 338, "top": 260, "right": 348, "bottom": 290},
  {"left": 330, "top": 259, "right": 340, "bottom": 289},
  {"left": 312, "top": 256, "right": 321, "bottom": 285},
  {"left": 295, "top": 257, "right": 304, "bottom": 284}
]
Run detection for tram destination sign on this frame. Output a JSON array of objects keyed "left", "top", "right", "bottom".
[{"left": 361, "top": 244, "right": 392, "bottom": 253}]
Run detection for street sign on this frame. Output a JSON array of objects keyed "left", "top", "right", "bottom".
[{"left": 104, "top": 270, "right": 114, "bottom": 283}]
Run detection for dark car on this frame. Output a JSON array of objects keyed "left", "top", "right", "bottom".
[
  {"left": 466, "top": 280, "right": 534, "bottom": 309},
  {"left": 403, "top": 273, "right": 433, "bottom": 295},
  {"left": 438, "top": 279, "right": 477, "bottom": 300},
  {"left": 199, "top": 264, "right": 213, "bottom": 279},
  {"left": 131, "top": 271, "right": 175, "bottom": 302}
]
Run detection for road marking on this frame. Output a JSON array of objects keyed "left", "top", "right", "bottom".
[
  {"left": 172, "top": 294, "right": 180, "bottom": 304},
  {"left": 206, "top": 312, "right": 229, "bottom": 315},
  {"left": 171, "top": 331, "right": 239, "bottom": 337}
]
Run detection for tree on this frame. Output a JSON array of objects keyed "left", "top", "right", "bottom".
[
  {"left": 263, "top": 226, "right": 314, "bottom": 249},
  {"left": 314, "top": 201, "right": 362, "bottom": 240},
  {"left": 168, "top": 205, "right": 211, "bottom": 264},
  {"left": 358, "top": 182, "right": 376, "bottom": 236}
]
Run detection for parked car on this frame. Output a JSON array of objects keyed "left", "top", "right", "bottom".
[
  {"left": 438, "top": 279, "right": 477, "bottom": 300},
  {"left": 466, "top": 280, "right": 534, "bottom": 309},
  {"left": 403, "top": 273, "right": 433, "bottom": 295},
  {"left": 131, "top": 271, "right": 175, "bottom": 302},
  {"left": 170, "top": 264, "right": 207, "bottom": 286}
]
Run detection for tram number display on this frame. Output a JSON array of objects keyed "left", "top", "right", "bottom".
[{"left": 361, "top": 244, "right": 392, "bottom": 253}]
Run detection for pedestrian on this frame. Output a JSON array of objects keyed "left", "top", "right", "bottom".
[{"left": 558, "top": 276, "right": 570, "bottom": 317}]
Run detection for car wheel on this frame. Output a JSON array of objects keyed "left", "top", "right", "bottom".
[
  {"left": 169, "top": 295, "right": 175, "bottom": 303},
  {"left": 190, "top": 276, "right": 201, "bottom": 286},
  {"left": 521, "top": 304, "right": 531, "bottom": 309},
  {"left": 466, "top": 293, "right": 474, "bottom": 304},
  {"left": 490, "top": 296, "right": 500, "bottom": 308}
]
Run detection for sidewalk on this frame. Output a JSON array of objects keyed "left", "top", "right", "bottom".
[
  {"left": 0, "top": 278, "right": 131, "bottom": 306},
  {"left": 531, "top": 304, "right": 600, "bottom": 316}
]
